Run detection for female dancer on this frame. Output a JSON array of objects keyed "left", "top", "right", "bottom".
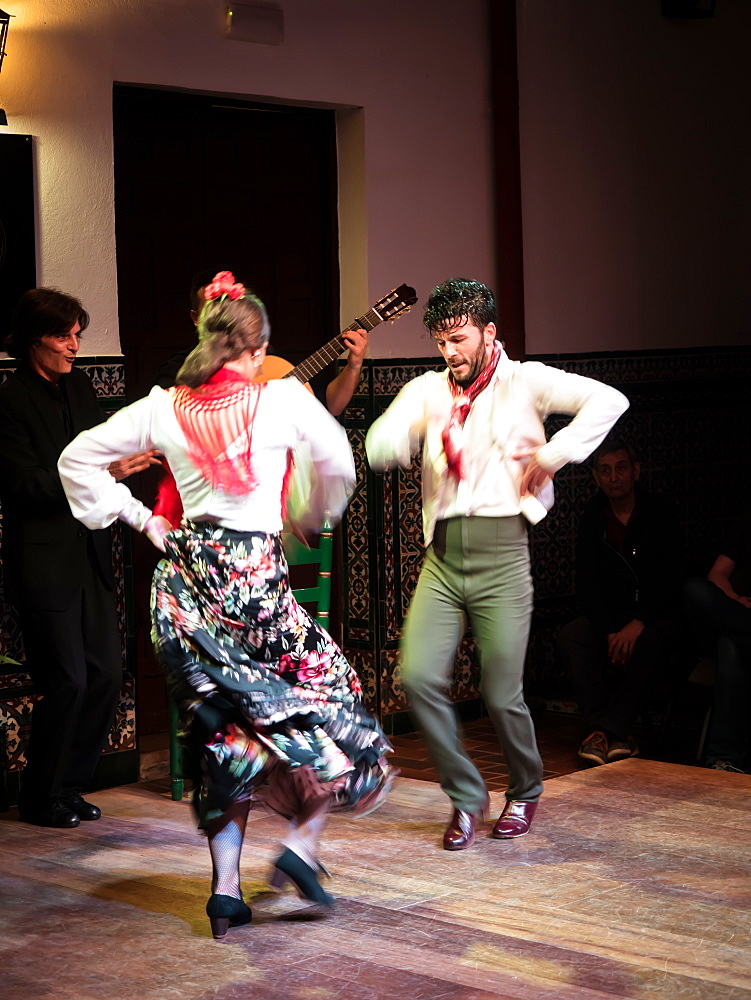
[{"left": 58, "top": 272, "right": 392, "bottom": 938}]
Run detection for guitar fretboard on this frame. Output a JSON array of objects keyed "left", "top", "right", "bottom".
[{"left": 284, "top": 307, "right": 385, "bottom": 385}]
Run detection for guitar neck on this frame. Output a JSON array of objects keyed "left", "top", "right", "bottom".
[{"left": 283, "top": 307, "right": 385, "bottom": 385}]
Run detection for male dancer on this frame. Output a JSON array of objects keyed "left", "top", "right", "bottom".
[{"left": 366, "top": 278, "right": 628, "bottom": 849}]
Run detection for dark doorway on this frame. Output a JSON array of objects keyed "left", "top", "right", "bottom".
[{"left": 113, "top": 84, "right": 340, "bottom": 735}]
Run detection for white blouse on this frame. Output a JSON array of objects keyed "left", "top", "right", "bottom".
[{"left": 58, "top": 379, "right": 356, "bottom": 535}]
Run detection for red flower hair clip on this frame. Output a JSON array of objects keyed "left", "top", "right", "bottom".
[{"left": 204, "top": 271, "right": 245, "bottom": 301}]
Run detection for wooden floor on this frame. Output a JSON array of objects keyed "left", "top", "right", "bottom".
[
  {"left": 2, "top": 761, "right": 750, "bottom": 1000},
  {"left": 390, "top": 712, "right": 597, "bottom": 789}
]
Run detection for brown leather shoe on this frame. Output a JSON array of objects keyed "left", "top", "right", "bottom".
[
  {"left": 443, "top": 809, "right": 478, "bottom": 851},
  {"left": 491, "top": 799, "right": 538, "bottom": 839}
]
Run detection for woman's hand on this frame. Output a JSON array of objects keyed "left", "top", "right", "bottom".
[
  {"left": 108, "top": 449, "right": 163, "bottom": 481},
  {"left": 143, "top": 514, "right": 173, "bottom": 552}
]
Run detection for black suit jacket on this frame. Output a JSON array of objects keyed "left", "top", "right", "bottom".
[
  {"left": 574, "top": 486, "right": 684, "bottom": 634},
  {"left": 0, "top": 364, "right": 114, "bottom": 611}
]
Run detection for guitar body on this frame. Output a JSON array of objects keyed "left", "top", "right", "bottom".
[
  {"left": 253, "top": 354, "right": 315, "bottom": 393},
  {"left": 256, "top": 355, "right": 295, "bottom": 381}
]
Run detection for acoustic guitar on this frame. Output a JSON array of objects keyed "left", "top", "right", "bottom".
[{"left": 255, "top": 283, "right": 418, "bottom": 385}]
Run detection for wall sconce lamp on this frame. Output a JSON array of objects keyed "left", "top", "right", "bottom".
[
  {"left": 226, "top": 4, "right": 284, "bottom": 46},
  {"left": 0, "top": 9, "right": 10, "bottom": 74},
  {"left": 0, "top": 8, "right": 12, "bottom": 127}
]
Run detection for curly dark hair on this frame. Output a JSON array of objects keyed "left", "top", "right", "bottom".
[
  {"left": 423, "top": 278, "right": 497, "bottom": 335},
  {"left": 5, "top": 288, "right": 90, "bottom": 359}
]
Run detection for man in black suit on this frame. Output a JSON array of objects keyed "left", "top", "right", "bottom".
[{"left": 0, "top": 288, "right": 158, "bottom": 827}]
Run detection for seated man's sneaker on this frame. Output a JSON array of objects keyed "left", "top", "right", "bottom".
[
  {"left": 708, "top": 760, "right": 745, "bottom": 773},
  {"left": 606, "top": 736, "right": 639, "bottom": 762},
  {"left": 577, "top": 730, "right": 609, "bottom": 766}
]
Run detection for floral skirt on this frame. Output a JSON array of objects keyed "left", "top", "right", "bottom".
[{"left": 151, "top": 523, "right": 392, "bottom": 828}]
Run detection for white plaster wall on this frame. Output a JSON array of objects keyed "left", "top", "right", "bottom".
[
  {"left": 1, "top": 0, "right": 493, "bottom": 357},
  {"left": 517, "top": 0, "right": 751, "bottom": 354}
]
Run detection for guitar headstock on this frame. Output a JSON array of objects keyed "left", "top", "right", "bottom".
[{"left": 372, "top": 284, "right": 418, "bottom": 323}]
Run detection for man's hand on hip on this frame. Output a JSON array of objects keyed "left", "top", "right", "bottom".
[{"left": 514, "top": 448, "right": 552, "bottom": 497}]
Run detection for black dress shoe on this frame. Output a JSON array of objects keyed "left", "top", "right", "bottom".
[
  {"left": 443, "top": 809, "right": 478, "bottom": 851},
  {"left": 61, "top": 793, "right": 102, "bottom": 821},
  {"left": 19, "top": 798, "right": 80, "bottom": 828}
]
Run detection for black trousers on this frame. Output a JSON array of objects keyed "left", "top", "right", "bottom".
[
  {"left": 18, "top": 557, "right": 123, "bottom": 803},
  {"left": 683, "top": 577, "right": 751, "bottom": 767},
  {"left": 558, "top": 614, "right": 684, "bottom": 739}
]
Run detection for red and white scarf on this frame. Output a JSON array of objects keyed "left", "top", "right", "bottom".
[
  {"left": 154, "top": 367, "right": 292, "bottom": 527},
  {"left": 171, "top": 368, "right": 262, "bottom": 496},
  {"left": 442, "top": 340, "right": 502, "bottom": 481}
]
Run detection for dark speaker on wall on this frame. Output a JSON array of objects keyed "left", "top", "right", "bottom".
[
  {"left": 0, "top": 134, "right": 36, "bottom": 350},
  {"left": 661, "top": 0, "right": 715, "bottom": 17}
]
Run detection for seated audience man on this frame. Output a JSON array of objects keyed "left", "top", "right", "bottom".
[
  {"left": 558, "top": 438, "right": 686, "bottom": 765},
  {"left": 0, "top": 288, "right": 158, "bottom": 827},
  {"left": 683, "top": 516, "right": 751, "bottom": 772},
  {"left": 157, "top": 270, "right": 368, "bottom": 416}
]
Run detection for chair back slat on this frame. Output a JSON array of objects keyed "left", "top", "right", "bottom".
[{"left": 285, "top": 519, "right": 333, "bottom": 628}]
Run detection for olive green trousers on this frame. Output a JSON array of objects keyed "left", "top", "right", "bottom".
[{"left": 400, "top": 516, "right": 544, "bottom": 813}]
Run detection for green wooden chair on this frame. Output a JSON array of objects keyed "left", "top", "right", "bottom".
[{"left": 168, "top": 522, "right": 334, "bottom": 801}]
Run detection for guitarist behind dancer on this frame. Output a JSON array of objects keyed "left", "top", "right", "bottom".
[{"left": 156, "top": 270, "right": 368, "bottom": 416}]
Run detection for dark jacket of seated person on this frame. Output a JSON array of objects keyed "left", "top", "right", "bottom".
[{"left": 574, "top": 484, "right": 685, "bottom": 635}]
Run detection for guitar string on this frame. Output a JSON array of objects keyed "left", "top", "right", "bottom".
[{"left": 284, "top": 302, "right": 407, "bottom": 384}]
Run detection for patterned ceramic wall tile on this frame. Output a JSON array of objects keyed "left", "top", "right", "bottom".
[
  {"left": 0, "top": 694, "right": 34, "bottom": 771},
  {"left": 0, "top": 612, "right": 24, "bottom": 665},
  {"left": 0, "top": 669, "right": 30, "bottom": 691},
  {"left": 106, "top": 671, "right": 136, "bottom": 752},
  {"left": 345, "top": 647, "right": 379, "bottom": 715},
  {"left": 379, "top": 647, "right": 403, "bottom": 716},
  {"left": 343, "top": 426, "right": 371, "bottom": 635},
  {"left": 0, "top": 665, "right": 136, "bottom": 770},
  {"left": 84, "top": 363, "right": 127, "bottom": 401}
]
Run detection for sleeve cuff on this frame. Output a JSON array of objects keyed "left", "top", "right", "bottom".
[{"left": 119, "top": 498, "right": 154, "bottom": 533}]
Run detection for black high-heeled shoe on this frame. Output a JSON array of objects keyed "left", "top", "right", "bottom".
[
  {"left": 205, "top": 893, "right": 252, "bottom": 940},
  {"left": 268, "top": 857, "right": 330, "bottom": 891},
  {"left": 271, "top": 848, "right": 335, "bottom": 913}
]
